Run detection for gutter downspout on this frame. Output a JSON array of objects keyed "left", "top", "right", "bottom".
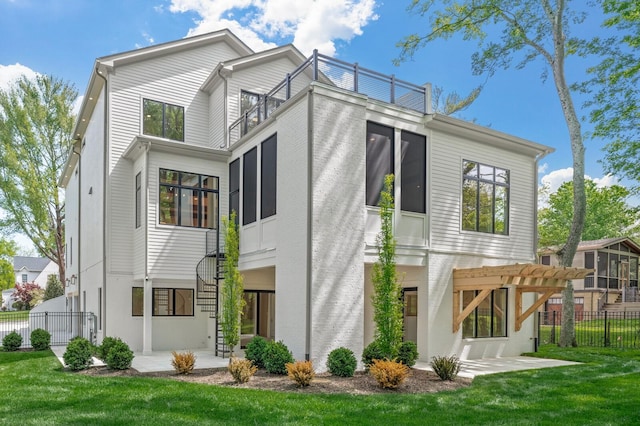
[
  {"left": 305, "top": 87, "right": 314, "bottom": 361},
  {"left": 95, "top": 65, "right": 108, "bottom": 336}
]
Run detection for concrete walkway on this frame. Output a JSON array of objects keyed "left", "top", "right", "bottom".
[{"left": 51, "top": 346, "right": 578, "bottom": 378}]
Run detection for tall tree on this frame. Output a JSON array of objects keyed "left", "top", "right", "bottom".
[
  {"left": 431, "top": 85, "right": 483, "bottom": 116},
  {"left": 0, "top": 238, "right": 17, "bottom": 290},
  {"left": 584, "top": 0, "right": 640, "bottom": 190},
  {"left": 399, "top": 0, "right": 587, "bottom": 346},
  {"left": 371, "top": 175, "right": 404, "bottom": 358},
  {"left": 0, "top": 75, "right": 77, "bottom": 282},
  {"left": 220, "top": 212, "right": 245, "bottom": 357},
  {"left": 539, "top": 180, "right": 640, "bottom": 247}
]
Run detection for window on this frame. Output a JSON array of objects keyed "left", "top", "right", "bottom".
[
  {"left": 401, "top": 130, "right": 426, "bottom": 213},
  {"left": 584, "top": 252, "right": 595, "bottom": 288},
  {"left": 462, "top": 289, "right": 507, "bottom": 338},
  {"left": 135, "top": 172, "right": 142, "bottom": 229},
  {"left": 462, "top": 160, "right": 509, "bottom": 234},
  {"left": 132, "top": 287, "right": 194, "bottom": 316},
  {"left": 366, "top": 122, "right": 394, "bottom": 206},
  {"left": 143, "top": 99, "right": 184, "bottom": 141},
  {"left": 540, "top": 255, "right": 551, "bottom": 265},
  {"left": 229, "top": 159, "right": 240, "bottom": 223},
  {"left": 159, "top": 169, "right": 219, "bottom": 229},
  {"left": 21, "top": 274, "right": 27, "bottom": 283},
  {"left": 243, "top": 148, "right": 257, "bottom": 225},
  {"left": 261, "top": 134, "right": 277, "bottom": 219}
]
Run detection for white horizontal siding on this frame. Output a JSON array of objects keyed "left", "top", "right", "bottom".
[
  {"left": 429, "top": 129, "right": 537, "bottom": 260},
  {"left": 209, "top": 83, "right": 225, "bottom": 148}
]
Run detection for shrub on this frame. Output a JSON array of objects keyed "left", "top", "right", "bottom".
[
  {"left": 228, "top": 357, "right": 258, "bottom": 383},
  {"left": 397, "top": 341, "right": 418, "bottom": 367},
  {"left": 263, "top": 340, "right": 294, "bottom": 375},
  {"left": 30, "top": 328, "right": 51, "bottom": 351},
  {"left": 286, "top": 360, "right": 315, "bottom": 387},
  {"left": 369, "top": 359, "right": 409, "bottom": 389},
  {"left": 362, "top": 340, "right": 385, "bottom": 370},
  {"left": 105, "top": 339, "right": 134, "bottom": 370},
  {"left": 2, "top": 330, "right": 22, "bottom": 351},
  {"left": 96, "top": 336, "right": 119, "bottom": 360},
  {"left": 244, "top": 335, "right": 268, "bottom": 368},
  {"left": 327, "top": 347, "right": 357, "bottom": 377},
  {"left": 63, "top": 337, "right": 94, "bottom": 371},
  {"left": 431, "top": 355, "right": 462, "bottom": 381},
  {"left": 171, "top": 351, "right": 196, "bottom": 374}
]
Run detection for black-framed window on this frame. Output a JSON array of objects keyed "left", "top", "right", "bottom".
[
  {"left": 159, "top": 169, "right": 219, "bottom": 229},
  {"left": 143, "top": 99, "right": 184, "bottom": 141},
  {"left": 261, "top": 134, "right": 277, "bottom": 219},
  {"left": 132, "top": 287, "right": 194, "bottom": 316},
  {"left": 243, "top": 148, "right": 257, "bottom": 225},
  {"left": 462, "top": 288, "right": 508, "bottom": 338},
  {"left": 540, "top": 255, "right": 551, "bottom": 265},
  {"left": 584, "top": 252, "right": 595, "bottom": 288},
  {"left": 135, "top": 172, "right": 142, "bottom": 229},
  {"left": 462, "top": 160, "right": 509, "bottom": 235},
  {"left": 401, "top": 130, "right": 426, "bottom": 213},
  {"left": 366, "top": 122, "right": 394, "bottom": 206},
  {"left": 229, "top": 159, "right": 240, "bottom": 224}
]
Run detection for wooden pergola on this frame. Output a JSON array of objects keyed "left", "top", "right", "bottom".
[{"left": 452, "top": 263, "right": 594, "bottom": 333}]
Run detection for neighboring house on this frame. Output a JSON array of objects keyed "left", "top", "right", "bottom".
[
  {"left": 59, "top": 29, "right": 590, "bottom": 368},
  {"left": 1, "top": 289, "right": 16, "bottom": 311},
  {"left": 540, "top": 237, "right": 640, "bottom": 312},
  {"left": 13, "top": 256, "right": 58, "bottom": 288}
]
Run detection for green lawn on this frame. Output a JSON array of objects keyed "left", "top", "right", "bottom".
[
  {"left": 540, "top": 317, "right": 640, "bottom": 348},
  {"left": 1, "top": 346, "right": 639, "bottom": 425},
  {"left": 0, "top": 310, "right": 28, "bottom": 322}
]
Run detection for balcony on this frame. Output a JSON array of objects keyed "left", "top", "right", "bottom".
[{"left": 228, "top": 50, "right": 431, "bottom": 147}]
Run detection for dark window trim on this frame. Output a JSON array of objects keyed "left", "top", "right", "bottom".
[
  {"left": 462, "top": 288, "right": 508, "bottom": 338},
  {"left": 135, "top": 172, "right": 142, "bottom": 229},
  {"left": 132, "top": 287, "right": 195, "bottom": 317},
  {"left": 462, "top": 160, "right": 510, "bottom": 235},
  {"left": 142, "top": 98, "right": 185, "bottom": 142},
  {"left": 243, "top": 147, "right": 258, "bottom": 225},
  {"left": 158, "top": 168, "right": 219, "bottom": 229},
  {"left": 260, "top": 134, "right": 277, "bottom": 219},
  {"left": 366, "top": 121, "right": 395, "bottom": 207},
  {"left": 229, "top": 158, "right": 240, "bottom": 225},
  {"left": 400, "top": 130, "right": 426, "bottom": 214}
]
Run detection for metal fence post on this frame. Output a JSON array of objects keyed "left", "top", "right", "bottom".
[
  {"left": 604, "top": 310, "right": 609, "bottom": 347},
  {"left": 551, "top": 310, "right": 556, "bottom": 344},
  {"left": 45, "top": 311, "right": 48, "bottom": 331}
]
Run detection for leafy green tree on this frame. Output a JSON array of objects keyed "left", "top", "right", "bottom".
[
  {"left": 43, "top": 274, "right": 64, "bottom": 301},
  {"left": 0, "top": 239, "right": 17, "bottom": 290},
  {"left": 220, "top": 211, "right": 245, "bottom": 356},
  {"left": 398, "top": 0, "right": 588, "bottom": 347},
  {"left": 584, "top": 0, "right": 640, "bottom": 190},
  {"left": 539, "top": 180, "right": 640, "bottom": 248},
  {"left": 371, "top": 175, "right": 403, "bottom": 359},
  {"left": 0, "top": 74, "right": 77, "bottom": 283}
]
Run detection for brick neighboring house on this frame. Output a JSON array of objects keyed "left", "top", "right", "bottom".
[
  {"left": 60, "top": 29, "right": 590, "bottom": 369},
  {"left": 540, "top": 237, "right": 640, "bottom": 313}
]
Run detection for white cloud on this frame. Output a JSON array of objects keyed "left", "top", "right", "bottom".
[
  {"left": 167, "top": 0, "right": 378, "bottom": 56},
  {"left": 0, "top": 63, "right": 37, "bottom": 92},
  {"left": 538, "top": 162, "right": 548, "bottom": 174},
  {"left": 538, "top": 168, "right": 620, "bottom": 208}
]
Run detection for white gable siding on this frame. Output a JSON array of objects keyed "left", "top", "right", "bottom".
[
  {"left": 132, "top": 154, "right": 145, "bottom": 280},
  {"left": 429, "top": 129, "right": 536, "bottom": 261},
  {"left": 107, "top": 42, "right": 241, "bottom": 275},
  {"left": 209, "top": 83, "right": 225, "bottom": 148},
  {"left": 146, "top": 151, "right": 228, "bottom": 280}
]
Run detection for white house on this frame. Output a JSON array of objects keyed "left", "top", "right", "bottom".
[
  {"left": 60, "top": 29, "right": 590, "bottom": 369},
  {"left": 13, "top": 256, "right": 58, "bottom": 288}
]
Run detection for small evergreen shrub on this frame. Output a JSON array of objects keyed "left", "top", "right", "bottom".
[
  {"left": 2, "top": 330, "right": 22, "bottom": 351},
  {"left": 171, "top": 351, "right": 196, "bottom": 374},
  {"left": 63, "top": 337, "right": 94, "bottom": 371},
  {"left": 327, "top": 347, "right": 357, "bottom": 377},
  {"left": 30, "top": 328, "right": 51, "bottom": 351},
  {"left": 105, "top": 339, "right": 134, "bottom": 370},
  {"left": 263, "top": 340, "right": 294, "bottom": 375},
  {"left": 97, "top": 336, "right": 119, "bottom": 360},
  {"left": 397, "top": 341, "right": 418, "bottom": 367},
  {"left": 369, "top": 359, "right": 409, "bottom": 389},
  {"left": 228, "top": 358, "right": 258, "bottom": 383},
  {"left": 431, "top": 355, "right": 462, "bottom": 381},
  {"left": 362, "top": 340, "right": 385, "bottom": 370},
  {"left": 286, "top": 360, "right": 315, "bottom": 387},
  {"left": 244, "top": 335, "right": 268, "bottom": 368}
]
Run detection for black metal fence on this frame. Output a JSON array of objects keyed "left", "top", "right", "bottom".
[
  {"left": 0, "top": 311, "right": 96, "bottom": 348},
  {"left": 538, "top": 310, "right": 640, "bottom": 349}
]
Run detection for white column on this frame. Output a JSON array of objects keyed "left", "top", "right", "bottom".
[{"left": 143, "top": 278, "right": 152, "bottom": 354}]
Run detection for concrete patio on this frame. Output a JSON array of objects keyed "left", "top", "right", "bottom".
[{"left": 51, "top": 346, "right": 578, "bottom": 378}]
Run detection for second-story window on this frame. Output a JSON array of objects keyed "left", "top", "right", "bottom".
[
  {"left": 143, "top": 99, "right": 184, "bottom": 141},
  {"left": 462, "top": 160, "right": 509, "bottom": 235},
  {"left": 366, "top": 122, "right": 394, "bottom": 206},
  {"left": 159, "top": 169, "right": 218, "bottom": 229}
]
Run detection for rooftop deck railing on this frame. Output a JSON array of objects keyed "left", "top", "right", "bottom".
[{"left": 228, "top": 50, "right": 430, "bottom": 147}]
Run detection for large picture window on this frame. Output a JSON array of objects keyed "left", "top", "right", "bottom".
[
  {"left": 261, "top": 134, "right": 277, "bottom": 219},
  {"left": 135, "top": 172, "right": 142, "bottom": 229},
  {"left": 143, "top": 99, "right": 184, "bottom": 141},
  {"left": 132, "top": 287, "right": 194, "bottom": 316},
  {"left": 243, "top": 148, "right": 257, "bottom": 225},
  {"left": 366, "top": 122, "right": 394, "bottom": 206},
  {"left": 462, "top": 160, "right": 509, "bottom": 235},
  {"left": 462, "top": 288, "right": 507, "bottom": 338},
  {"left": 159, "top": 169, "right": 218, "bottom": 229},
  {"left": 401, "top": 130, "right": 426, "bottom": 213}
]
